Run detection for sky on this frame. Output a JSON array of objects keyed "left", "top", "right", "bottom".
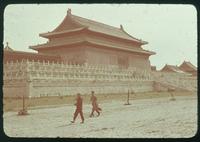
[{"left": 3, "top": 4, "right": 197, "bottom": 70}]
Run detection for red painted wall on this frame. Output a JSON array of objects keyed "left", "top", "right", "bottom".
[
  {"left": 38, "top": 46, "right": 86, "bottom": 64},
  {"left": 85, "top": 46, "right": 151, "bottom": 70}
]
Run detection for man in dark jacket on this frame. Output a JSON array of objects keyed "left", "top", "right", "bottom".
[
  {"left": 71, "top": 93, "right": 84, "bottom": 123},
  {"left": 89, "top": 91, "right": 102, "bottom": 117}
]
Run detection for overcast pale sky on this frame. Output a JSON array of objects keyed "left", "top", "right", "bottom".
[{"left": 3, "top": 4, "right": 197, "bottom": 69}]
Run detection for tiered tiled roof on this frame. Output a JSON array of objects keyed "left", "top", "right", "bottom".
[
  {"left": 161, "top": 64, "right": 185, "bottom": 73},
  {"left": 39, "top": 9, "right": 147, "bottom": 45},
  {"left": 30, "top": 9, "right": 155, "bottom": 56},
  {"left": 179, "top": 61, "right": 197, "bottom": 71}
]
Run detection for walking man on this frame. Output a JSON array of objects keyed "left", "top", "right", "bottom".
[
  {"left": 71, "top": 93, "right": 84, "bottom": 123},
  {"left": 90, "top": 91, "right": 102, "bottom": 117}
]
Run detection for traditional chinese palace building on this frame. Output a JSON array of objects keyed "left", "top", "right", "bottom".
[
  {"left": 3, "top": 9, "right": 197, "bottom": 98},
  {"left": 29, "top": 9, "right": 155, "bottom": 70},
  {"left": 179, "top": 61, "right": 197, "bottom": 76},
  {"left": 160, "top": 62, "right": 197, "bottom": 76}
]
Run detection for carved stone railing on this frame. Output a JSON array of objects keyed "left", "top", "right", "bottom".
[
  {"left": 3, "top": 60, "right": 198, "bottom": 98},
  {"left": 3, "top": 60, "right": 153, "bottom": 82},
  {"left": 4, "top": 60, "right": 196, "bottom": 91}
]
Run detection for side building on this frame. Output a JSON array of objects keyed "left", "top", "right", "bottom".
[
  {"left": 179, "top": 61, "right": 197, "bottom": 76},
  {"left": 151, "top": 63, "right": 197, "bottom": 92}
]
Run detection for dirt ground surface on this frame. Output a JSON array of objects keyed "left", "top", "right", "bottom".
[{"left": 3, "top": 91, "right": 197, "bottom": 138}]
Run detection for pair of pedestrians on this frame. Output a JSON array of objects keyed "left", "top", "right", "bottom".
[{"left": 70, "top": 91, "right": 102, "bottom": 124}]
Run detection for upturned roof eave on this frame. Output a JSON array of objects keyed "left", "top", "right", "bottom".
[
  {"left": 29, "top": 40, "right": 154, "bottom": 56},
  {"left": 39, "top": 27, "right": 87, "bottom": 38},
  {"left": 120, "top": 28, "right": 148, "bottom": 45},
  {"left": 39, "top": 28, "right": 146, "bottom": 46},
  {"left": 88, "top": 28, "right": 146, "bottom": 45}
]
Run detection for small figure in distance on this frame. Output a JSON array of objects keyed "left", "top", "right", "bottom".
[
  {"left": 89, "top": 91, "right": 102, "bottom": 117},
  {"left": 71, "top": 93, "right": 84, "bottom": 124}
]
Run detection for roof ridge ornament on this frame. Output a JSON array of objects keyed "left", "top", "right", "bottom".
[
  {"left": 67, "top": 8, "right": 71, "bottom": 15},
  {"left": 120, "top": 24, "right": 124, "bottom": 30},
  {"left": 4, "top": 41, "right": 13, "bottom": 51}
]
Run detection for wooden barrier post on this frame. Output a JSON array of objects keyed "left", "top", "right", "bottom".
[
  {"left": 168, "top": 87, "right": 176, "bottom": 101},
  {"left": 124, "top": 89, "right": 131, "bottom": 105},
  {"left": 18, "top": 95, "right": 29, "bottom": 115}
]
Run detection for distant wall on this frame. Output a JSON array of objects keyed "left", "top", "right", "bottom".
[{"left": 3, "top": 81, "right": 31, "bottom": 98}]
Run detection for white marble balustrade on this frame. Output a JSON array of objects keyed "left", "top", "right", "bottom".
[{"left": 3, "top": 60, "right": 152, "bottom": 82}]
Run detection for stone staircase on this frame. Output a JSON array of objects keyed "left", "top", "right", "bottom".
[
  {"left": 152, "top": 72, "right": 197, "bottom": 92},
  {"left": 153, "top": 81, "right": 191, "bottom": 92}
]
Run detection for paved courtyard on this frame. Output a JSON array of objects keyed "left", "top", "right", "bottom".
[{"left": 3, "top": 95, "right": 197, "bottom": 138}]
